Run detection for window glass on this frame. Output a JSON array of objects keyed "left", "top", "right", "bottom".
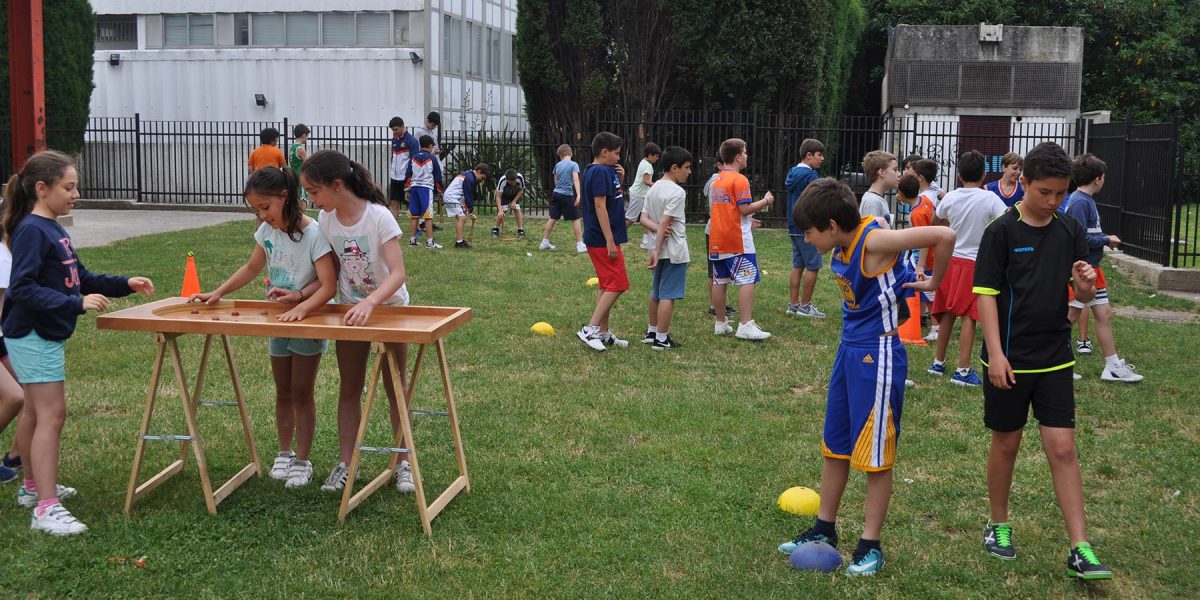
[
  {"left": 394, "top": 12, "right": 410, "bottom": 45},
  {"left": 252, "top": 14, "right": 285, "bottom": 46},
  {"left": 190, "top": 14, "right": 214, "bottom": 46},
  {"left": 323, "top": 13, "right": 354, "bottom": 46},
  {"left": 356, "top": 12, "right": 390, "bottom": 45},
  {"left": 235, "top": 14, "right": 250, "bottom": 46},
  {"left": 164, "top": 14, "right": 189, "bottom": 47},
  {"left": 286, "top": 13, "right": 319, "bottom": 46}
]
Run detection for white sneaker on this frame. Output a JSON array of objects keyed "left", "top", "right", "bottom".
[
  {"left": 576, "top": 326, "right": 606, "bottom": 351},
  {"left": 30, "top": 503, "right": 87, "bottom": 536},
  {"left": 270, "top": 451, "right": 295, "bottom": 481},
  {"left": 601, "top": 331, "right": 629, "bottom": 348},
  {"left": 735, "top": 320, "right": 771, "bottom": 341},
  {"left": 395, "top": 461, "right": 416, "bottom": 493},
  {"left": 539, "top": 239, "right": 556, "bottom": 251},
  {"left": 17, "top": 483, "right": 77, "bottom": 508},
  {"left": 426, "top": 240, "right": 443, "bottom": 249},
  {"left": 320, "top": 462, "right": 350, "bottom": 492},
  {"left": 714, "top": 321, "right": 734, "bottom": 335},
  {"left": 923, "top": 329, "right": 940, "bottom": 342},
  {"left": 576, "top": 241, "right": 587, "bottom": 253},
  {"left": 284, "top": 460, "right": 313, "bottom": 489},
  {"left": 1101, "top": 360, "right": 1144, "bottom": 383},
  {"left": 1073, "top": 372, "right": 1083, "bottom": 381}
]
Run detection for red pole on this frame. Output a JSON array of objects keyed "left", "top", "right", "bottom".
[{"left": 8, "top": 0, "right": 47, "bottom": 172}]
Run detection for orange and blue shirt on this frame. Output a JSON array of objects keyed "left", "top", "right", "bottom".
[
  {"left": 832, "top": 217, "right": 915, "bottom": 343},
  {"left": 388, "top": 132, "right": 420, "bottom": 181},
  {"left": 708, "top": 170, "right": 754, "bottom": 256},
  {"left": 404, "top": 150, "right": 443, "bottom": 192}
]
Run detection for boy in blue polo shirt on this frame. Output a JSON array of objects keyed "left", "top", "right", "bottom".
[
  {"left": 405, "top": 135, "right": 444, "bottom": 249},
  {"left": 785, "top": 138, "right": 827, "bottom": 318}
]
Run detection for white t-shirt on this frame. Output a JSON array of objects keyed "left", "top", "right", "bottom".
[
  {"left": 0, "top": 242, "right": 11, "bottom": 289},
  {"left": 642, "top": 179, "right": 689, "bottom": 264},
  {"left": 318, "top": 203, "right": 410, "bottom": 306},
  {"left": 935, "top": 187, "right": 1007, "bottom": 259},
  {"left": 628, "top": 158, "right": 654, "bottom": 199},
  {"left": 860, "top": 191, "right": 892, "bottom": 225},
  {"left": 254, "top": 219, "right": 332, "bottom": 296},
  {"left": 703, "top": 172, "right": 719, "bottom": 235},
  {"left": 920, "top": 188, "right": 940, "bottom": 208}
]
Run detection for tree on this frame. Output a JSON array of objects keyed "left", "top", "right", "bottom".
[{"left": 0, "top": 0, "right": 97, "bottom": 156}]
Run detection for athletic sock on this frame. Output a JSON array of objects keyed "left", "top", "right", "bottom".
[
  {"left": 656, "top": 332, "right": 669, "bottom": 343},
  {"left": 956, "top": 367, "right": 970, "bottom": 376},
  {"left": 35, "top": 497, "right": 59, "bottom": 517},
  {"left": 646, "top": 325, "right": 657, "bottom": 334},
  {"left": 812, "top": 518, "right": 836, "bottom": 537},
  {"left": 1105, "top": 354, "right": 1121, "bottom": 368},
  {"left": 933, "top": 358, "right": 945, "bottom": 367},
  {"left": 23, "top": 479, "right": 36, "bottom": 493},
  {"left": 855, "top": 537, "right": 882, "bottom": 554}
]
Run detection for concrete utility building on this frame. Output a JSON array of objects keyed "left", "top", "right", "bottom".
[
  {"left": 89, "top": 0, "right": 528, "bottom": 130},
  {"left": 881, "top": 24, "right": 1084, "bottom": 184}
]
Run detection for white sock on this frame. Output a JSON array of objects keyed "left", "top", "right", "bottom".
[
  {"left": 931, "top": 325, "right": 940, "bottom": 333},
  {"left": 1105, "top": 354, "right": 1121, "bottom": 368},
  {"left": 542, "top": 238, "right": 550, "bottom": 244},
  {"left": 956, "top": 367, "right": 969, "bottom": 376},
  {"left": 656, "top": 332, "right": 669, "bottom": 342},
  {"left": 934, "top": 359, "right": 946, "bottom": 367},
  {"left": 647, "top": 325, "right": 657, "bottom": 334}
]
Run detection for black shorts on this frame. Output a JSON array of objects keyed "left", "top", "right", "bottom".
[
  {"left": 388, "top": 179, "right": 406, "bottom": 203},
  {"left": 549, "top": 192, "right": 579, "bottom": 221},
  {"left": 0, "top": 337, "right": 6, "bottom": 361},
  {"left": 983, "top": 367, "right": 1075, "bottom": 431}
]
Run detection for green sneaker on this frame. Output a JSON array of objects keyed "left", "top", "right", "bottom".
[
  {"left": 984, "top": 523, "right": 1016, "bottom": 560},
  {"left": 1066, "top": 542, "right": 1113, "bottom": 580}
]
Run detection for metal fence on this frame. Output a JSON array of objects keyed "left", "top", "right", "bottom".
[{"left": 0, "top": 112, "right": 1191, "bottom": 266}]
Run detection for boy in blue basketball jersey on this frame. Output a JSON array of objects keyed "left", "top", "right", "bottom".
[{"left": 779, "top": 177, "right": 955, "bottom": 576}]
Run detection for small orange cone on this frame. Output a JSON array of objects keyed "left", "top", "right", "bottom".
[
  {"left": 899, "top": 293, "right": 927, "bottom": 346},
  {"left": 180, "top": 252, "right": 201, "bottom": 297}
]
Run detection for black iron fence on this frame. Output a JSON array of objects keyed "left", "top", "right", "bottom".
[{"left": 0, "top": 112, "right": 1190, "bottom": 266}]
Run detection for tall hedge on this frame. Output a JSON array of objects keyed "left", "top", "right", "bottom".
[{"left": 0, "top": 0, "right": 97, "bottom": 155}]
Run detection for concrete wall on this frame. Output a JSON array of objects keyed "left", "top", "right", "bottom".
[{"left": 889, "top": 24, "right": 1083, "bottom": 63}]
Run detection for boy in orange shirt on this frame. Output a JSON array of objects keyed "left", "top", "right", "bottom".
[
  {"left": 709, "top": 138, "right": 774, "bottom": 341},
  {"left": 248, "top": 127, "right": 286, "bottom": 174},
  {"left": 901, "top": 173, "right": 939, "bottom": 340}
]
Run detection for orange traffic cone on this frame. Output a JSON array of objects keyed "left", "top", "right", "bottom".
[
  {"left": 899, "top": 293, "right": 927, "bottom": 346},
  {"left": 180, "top": 252, "right": 201, "bottom": 297}
]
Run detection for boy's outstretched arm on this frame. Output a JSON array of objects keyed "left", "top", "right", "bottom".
[
  {"left": 862, "top": 226, "right": 955, "bottom": 291},
  {"left": 977, "top": 295, "right": 1014, "bottom": 388}
]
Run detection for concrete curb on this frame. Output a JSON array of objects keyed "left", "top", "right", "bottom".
[
  {"left": 76, "top": 199, "right": 248, "bottom": 214},
  {"left": 1105, "top": 250, "right": 1200, "bottom": 293}
]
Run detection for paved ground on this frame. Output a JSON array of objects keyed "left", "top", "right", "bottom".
[{"left": 65, "top": 209, "right": 254, "bottom": 249}]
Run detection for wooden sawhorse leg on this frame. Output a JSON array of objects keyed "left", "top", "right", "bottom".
[
  {"left": 337, "top": 339, "right": 470, "bottom": 534},
  {"left": 124, "top": 333, "right": 261, "bottom": 515}
]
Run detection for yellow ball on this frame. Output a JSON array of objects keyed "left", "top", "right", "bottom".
[
  {"left": 530, "top": 322, "right": 556, "bottom": 336},
  {"left": 777, "top": 486, "right": 820, "bottom": 517},
  {"left": 585, "top": 277, "right": 599, "bottom": 287}
]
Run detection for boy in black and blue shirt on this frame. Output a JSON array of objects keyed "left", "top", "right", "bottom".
[{"left": 972, "top": 142, "right": 1113, "bottom": 580}]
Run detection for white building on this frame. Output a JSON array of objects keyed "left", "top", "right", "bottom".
[{"left": 90, "top": 0, "right": 528, "bottom": 130}]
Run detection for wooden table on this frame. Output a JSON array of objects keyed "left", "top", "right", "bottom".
[{"left": 97, "top": 297, "right": 472, "bottom": 534}]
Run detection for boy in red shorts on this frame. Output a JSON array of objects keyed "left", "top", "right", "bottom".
[
  {"left": 928, "top": 150, "right": 1007, "bottom": 386},
  {"left": 576, "top": 132, "right": 630, "bottom": 352}
]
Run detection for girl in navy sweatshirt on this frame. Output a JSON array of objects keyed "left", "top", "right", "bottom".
[{"left": 2, "top": 150, "right": 154, "bottom": 535}]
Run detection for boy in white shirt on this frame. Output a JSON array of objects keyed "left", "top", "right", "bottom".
[
  {"left": 627, "top": 143, "right": 661, "bottom": 250},
  {"left": 928, "top": 150, "right": 1008, "bottom": 386},
  {"left": 638, "top": 146, "right": 693, "bottom": 350}
]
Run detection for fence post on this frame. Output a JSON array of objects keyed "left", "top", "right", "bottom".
[
  {"left": 1168, "top": 117, "right": 1180, "bottom": 267},
  {"left": 133, "top": 113, "right": 143, "bottom": 202},
  {"left": 282, "top": 117, "right": 289, "bottom": 158}
]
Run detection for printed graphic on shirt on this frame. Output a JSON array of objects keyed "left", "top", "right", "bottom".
[
  {"left": 58, "top": 236, "right": 80, "bottom": 289},
  {"left": 332, "top": 237, "right": 376, "bottom": 301}
]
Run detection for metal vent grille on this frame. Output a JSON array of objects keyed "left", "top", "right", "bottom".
[{"left": 889, "top": 61, "right": 1080, "bottom": 109}]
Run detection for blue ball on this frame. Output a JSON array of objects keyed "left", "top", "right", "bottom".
[{"left": 788, "top": 541, "right": 843, "bottom": 573}]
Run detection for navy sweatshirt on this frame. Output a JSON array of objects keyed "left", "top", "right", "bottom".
[{"left": 2, "top": 215, "right": 131, "bottom": 340}]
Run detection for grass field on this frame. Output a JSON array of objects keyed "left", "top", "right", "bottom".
[{"left": 1, "top": 218, "right": 1198, "bottom": 598}]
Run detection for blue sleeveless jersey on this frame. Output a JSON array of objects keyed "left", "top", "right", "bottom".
[{"left": 832, "top": 217, "right": 915, "bottom": 343}]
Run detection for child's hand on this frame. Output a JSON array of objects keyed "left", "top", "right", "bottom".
[
  {"left": 574, "top": 195, "right": 581, "bottom": 207},
  {"left": 267, "top": 287, "right": 301, "bottom": 303},
  {"left": 647, "top": 251, "right": 659, "bottom": 270},
  {"left": 762, "top": 191, "right": 774, "bottom": 206},
  {"left": 344, "top": 300, "right": 377, "bottom": 326},
  {"left": 277, "top": 306, "right": 308, "bottom": 322},
  {"left": 903, "top": 272, "right": 938, "bottom": 292},
  {"left": 189, "top": 292, "right": 222, "bottom": 304},
  {"left": 82, "top": 294, "right": 110, "bottom": 312},
  {"left": 1072, "top": 260, "right": 1096, "bottom": 288},
  {"left": 128, "top": 277, "right": 155, "bottom": 296},
  {"left": 1107, "top": 235, "right": 1121, "bottom": 248},
  {"left": 987, "top": 353, "right": 1016, "bottom": 389},
  {"left": 615, "top": 164, "right": 625, "bottom": 179},
  {"left": 751, "top": 218, "right": 763, "bottom": 229},
  {"left": 606, "top": 241, "right": 619, "bottom": 260}
]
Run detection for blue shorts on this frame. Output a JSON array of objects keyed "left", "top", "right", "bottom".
[
  {"left": 408, "top": 187, "right": 433, "bottom": 219},
  {"left": 268, "top": 337, "right": 328, "bottom": 358},
  {"left": 790, "top": 235, "right": 822, "bottom": 271},
  {"left": 6, "top": 330, "right": 66, "bottom": 384},
  {"left": 651, "top": 261, "right": 687, "bottom": 301},
  {"left": 710, "top": 253, "right": 760, "bottom": 286},
  {"left": 822, "top": 336, "right": 907, "bottom": 472}
]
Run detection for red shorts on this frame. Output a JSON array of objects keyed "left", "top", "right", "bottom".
[
  {"left": 586, "top": 245, "right": 630, "bottom": 292},
  {"left": 1067, "top": 266, "right": 1107, "bottom": 302},
  {"left": 933, "top": 256, "right": 979, "bottom": 320}
]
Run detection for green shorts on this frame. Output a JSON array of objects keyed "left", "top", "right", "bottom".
[
  {"left": 268, "top": 337, "right": 328, "bottom": 358},
  {"left": 6, "top": 330, "right": 66, "bottom": 384}
]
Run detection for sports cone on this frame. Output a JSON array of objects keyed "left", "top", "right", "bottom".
[
  {"left": 180, "top": 252, "right": 201, "bottom": 297},
  {"left": 899, "top": 293, "right": 927, "bottom": 346}
]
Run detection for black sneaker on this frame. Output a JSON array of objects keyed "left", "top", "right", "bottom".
[
  {"left": 984, "top": 523, "right": 1016, "bottom": 560},
  {"left": 491, "top": 227, "right": 500, "bottom": 237},
  {"left": 641, "top": 331, "right": 656, "bottom": 344},
  {"left": 517, "top": 228, "right": 526, "bottom": 238},
  {"left": 778, "top": 525, "right": 838, "bottom": 554},
  {"left": 455, "top": 240, "right": 471, "bottom": 249},
  {"left": 707, "top": 305, "right": 739, "bottom": 316},
  {"left": 1066, "top": 542, "right": 1113, "bottom": 580},
  {"left": 4, "top": 452, "right": 22, "bottom": 470},
  {"left": 652, "top": 335, "right": 681, "bottom": 351},
  {"left": 408, "top": 237, "right": 418, "bottom": 247}
]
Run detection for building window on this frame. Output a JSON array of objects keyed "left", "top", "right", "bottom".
[
  {"left": 235, "top": 14, "right": 250, "bottom": 46},
  {"left": 394, "top": 12, "right": 410, "bottom": 45},
  {"left": 251, "top": 14, "right": 285, "bottom": 46},
  {"left": 446, "top": 16, "right": 462, "bottom": 74},
  {"left": 96, "top": 15, "right": 137, "bottom": 50},
  {"left": 286, "top": 13, "right": 320, "bottom": 46},
  {"left": 507, "top": 33, "right": 518, "bottom": 84},
  {"left": 488, "top": 28, "right": 501, "bottom": 81},
  {"left": 164, "top": 14, "right": 215, "bottom": 47},
  {"left": 323, "top": 13, "right": 355, "bottom": 46},
  {"left": 468, "top": 22, "right": 482, "bottom": 77}
]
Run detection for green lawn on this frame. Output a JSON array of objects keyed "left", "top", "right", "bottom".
[{"left": 1, "top": 219, "right": 1197, "bottom": 598}]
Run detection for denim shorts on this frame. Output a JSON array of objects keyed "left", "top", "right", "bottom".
[
  {"left": 268, "top": 337, "right": 328, "bottom": 358},
  {"left": 651, "top": 261, "right": 688, "bottom": 301},
  {"left": 790, "top": 235, "right": 823, "bottom": 271},
  {"left": 6, "top": 330, "right": 66, "bottom": 384}
]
